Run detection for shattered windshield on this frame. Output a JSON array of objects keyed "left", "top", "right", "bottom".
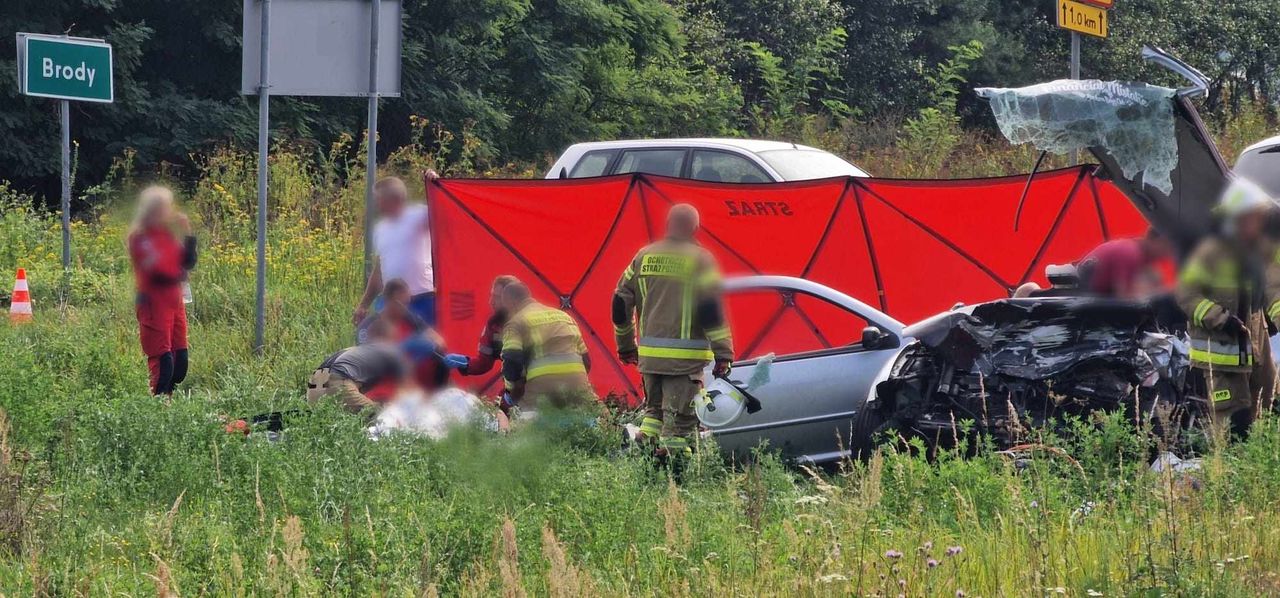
[{"left": 976, "top": 80, "right": 1178, "bottom": 194}]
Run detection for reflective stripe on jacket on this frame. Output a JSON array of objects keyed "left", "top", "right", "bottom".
[
  {"left": 501, "top": 301, "right": 591, "bottom": 397},
  {"left": 1175, "top": 237, "right": 1258, "bottom": 372},
  {"left": 1264, "top": 241, "right": 1280, "bottom": 328},
  {"left": 613, "top": 238, "right": 733, "bottom": 375}
]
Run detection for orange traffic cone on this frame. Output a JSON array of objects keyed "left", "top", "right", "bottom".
[{"left": 9, "top": 268, "right": 32, "bottom": 323}]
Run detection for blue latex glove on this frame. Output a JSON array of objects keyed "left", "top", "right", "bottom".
[
  {"left": 498, "top": 391, "right": 519, "bottom": 414},
  {"left": 400, "top": 336, "right": 439, "bottom": 362},
  {"left": 443, "top": 353, "right": 470, "bottom": 370}
]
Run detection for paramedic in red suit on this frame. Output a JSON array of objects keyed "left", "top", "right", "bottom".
[
  {"left": 443, "top": 275, "right": 522, "bottom": 376},
  {"left": 128, "top": 186, "right": 197, "bottom": 395}
]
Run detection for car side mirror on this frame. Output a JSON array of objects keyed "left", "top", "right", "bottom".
[{"left": 861, "top": 326, "right": 888, "bottom": 349}]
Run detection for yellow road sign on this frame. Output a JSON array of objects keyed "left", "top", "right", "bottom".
[{"left": 1056, "top": 0, "right": 1108, "bottom": 38}]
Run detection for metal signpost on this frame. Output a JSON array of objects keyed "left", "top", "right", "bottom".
[
  {"left": 242, "top": 0, "right": 402, "bottom": 353},
  {"left": 1054, "top": 0, "right": 1110, "bottom": 165},
  {"left": 15, "top": 33, "right": 114, "bottom": 273}
]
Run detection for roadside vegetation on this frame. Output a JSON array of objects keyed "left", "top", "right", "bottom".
[{"left": 2, "top": 102, "right": 1280, "bottom": 595}]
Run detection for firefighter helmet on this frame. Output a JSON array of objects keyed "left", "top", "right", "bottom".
[
  {"left": 695, "top": 377, "right": 749, "bottom": 428},
  {"left": 1218, "top": 177, "right": 1276, "bottom": 218}
]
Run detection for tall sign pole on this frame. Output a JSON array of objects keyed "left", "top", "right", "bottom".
[
  {"left": 1055, "top": 0, "right": 1111, "bottom": 165},
  {"left": 1069, "top": 32, "right": 1081, "bottom": 165},
  {"left": 15, "top": 33, "right": 114, "bottom": 284},
  {"left": 364, "top": 0, "right": 382, "bottom": 281},
  {"left": 255, "top": 0, "right": 272, "bottom": 354},
  {"left": 242, "top": 0, "right": 402, "bottom": 353},
  {"left": 60, "top": 100, "right": 71, "bottom": 268}
]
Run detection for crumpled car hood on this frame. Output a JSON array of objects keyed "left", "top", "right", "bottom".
[{"left": 904, "top": 297, "right": 1186, "bottom": 384}]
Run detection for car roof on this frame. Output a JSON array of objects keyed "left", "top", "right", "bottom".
[
  {"left": 562, "top": 138, "right": 825, "bottom": 154},
  {"left": 1240, "top": 135, "right": 1280, "bottom": 157}
]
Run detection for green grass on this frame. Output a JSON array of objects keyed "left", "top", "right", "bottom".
[{"left": 5, "top": 120, "right": 1280, "bottom": 596}]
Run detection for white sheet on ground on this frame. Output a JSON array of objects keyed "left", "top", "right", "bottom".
[{"left": 369, "top": 388, "right": 497, "bottom": 439}]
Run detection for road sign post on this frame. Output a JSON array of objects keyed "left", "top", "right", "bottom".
[
  {"left": 1053, "top": 0, "right": 1111, "bottom": 164},
  {"left": 16, "top": 33, "right": 114, "bottom": 284},
  {"left": 242, "top": 0, "right": 402, "bottom": 353},
  {"left": 254, "top": 0, "right": 272, "bottom": 355},
  {"left": 365, "top": 0, "right": 382, "bottom": 283}
]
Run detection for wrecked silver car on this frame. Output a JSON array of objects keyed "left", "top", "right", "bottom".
[
  {"left": 868, "top": 297, "right": 1192, "bottom": 453},
  {"left": 709, "top": 49, "right": 1233, "bottom": 464},
  {"left": 710, "top": 277, "right": 1194, "bottom": 463}
]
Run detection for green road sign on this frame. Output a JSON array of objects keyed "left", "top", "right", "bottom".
[{"left": 17, "top": 33, "right": 114, "bottom": 103}]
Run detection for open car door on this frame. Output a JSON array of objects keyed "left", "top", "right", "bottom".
[{"left": 710, "top": 276, "right": 906, "bottom": 464}]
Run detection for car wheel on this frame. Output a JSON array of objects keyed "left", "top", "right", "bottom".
[{"left": 848, "top": 401, "right": 887, "bottom": 461}]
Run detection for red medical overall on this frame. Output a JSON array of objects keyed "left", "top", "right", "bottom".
[{"left": 129, "top": 227, "right": 194, "bottom": 393}]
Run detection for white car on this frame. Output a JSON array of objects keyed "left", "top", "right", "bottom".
[{"left": 546, "top": 138, "right": 869, "bottom": 183}]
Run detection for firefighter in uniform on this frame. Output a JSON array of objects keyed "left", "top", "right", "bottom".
[
  {"left": 1177, "top": 178, "right": 1276, "bottom": 439},
  {"left": 613, "top": 204, "right": 733, "bottom": 457},
  {"left": 498, "top": 282, "right": 596, "bottom": 412}
]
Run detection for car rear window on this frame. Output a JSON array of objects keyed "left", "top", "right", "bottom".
[
  {"left": 569, "top": 150, "right": 616, "bottom": 178},
  {"left": 757, "top": 149, "right": 868, "bottom": 180}
]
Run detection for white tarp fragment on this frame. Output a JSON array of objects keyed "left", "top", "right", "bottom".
[
  {"left": 976, "top": 80, "right": 1178, "bottom": 194},
  {"left": 747, "top": 352, "right": 776, "bottom": 390}
]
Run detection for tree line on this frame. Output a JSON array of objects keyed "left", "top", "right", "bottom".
[{"left": 2, "top": 0, "right": 1277, "bottom": 200}]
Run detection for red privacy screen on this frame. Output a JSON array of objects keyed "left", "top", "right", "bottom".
[{"left": 427, "top": 166, "right": 1148, "bottom": 402}]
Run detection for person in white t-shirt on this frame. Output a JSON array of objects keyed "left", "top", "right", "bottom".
[{"left": 354, "top": 176, "right": 437, "bottom": 326}]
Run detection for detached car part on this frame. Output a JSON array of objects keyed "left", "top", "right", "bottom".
[{"left": 977, "top": 47, "right": 1230, "bottom": 255}]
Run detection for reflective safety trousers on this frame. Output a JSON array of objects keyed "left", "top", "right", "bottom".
[
  {"left": 1176, "top": 237, "right": 1260, "bottom": 372},
  {"left": 613, "top": 239, "right": 733, "bottom": 375},
  {"left": 501, "top": 301, "right": 591, "bottom": 398}
]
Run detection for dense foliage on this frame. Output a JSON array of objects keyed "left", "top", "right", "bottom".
[{"left": 4, "top": 0, "right": 1280, "bottom": 200}]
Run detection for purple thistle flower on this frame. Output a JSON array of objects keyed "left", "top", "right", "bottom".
[
  {"left": 945, "top": 546, "right": 963, "bottom": 557},
  {"left": 956, "top": 591, "right": 966, "bottom": 598},
  {"left": 927, "top": 559, "right": 940, "bottom": 568},
  {"left": 884, "top": 549, "right": 903, "bottom": 559}
]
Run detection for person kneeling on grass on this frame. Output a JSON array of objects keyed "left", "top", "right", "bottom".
[
  {"left": 359, "top": 277, "right": 451, "bottom": 391},
  {"left": 307, "top": 319, "right": 413, "bottom": 415}
]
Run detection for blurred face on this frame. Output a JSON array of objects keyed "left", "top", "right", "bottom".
[
  {"left": 1144, "top": 236, "right": 1173, "bottom": 262},
  {"left": 367, "top": 322, "right": 394, "bottom": 343},
  {"left": 490, "top": 283, "right": 507, "bottom": 311},
  {"left": 1235, "top": 210, "right": 1267, "bottom": 244},
  {"left": 376, "top": 185, "right": 407, "bottom": 218},
  {"left": 499, "top": 291, "right": 522, "bottom": 314},
  {"left": 383, "top": 289, "right": 410, "bottom": 318},
  {"left": 665, "top": 209, "right": 699, "bottom": 241},
  {"left": 146, "top": 201, "right": 174, "bottom": 227}
]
